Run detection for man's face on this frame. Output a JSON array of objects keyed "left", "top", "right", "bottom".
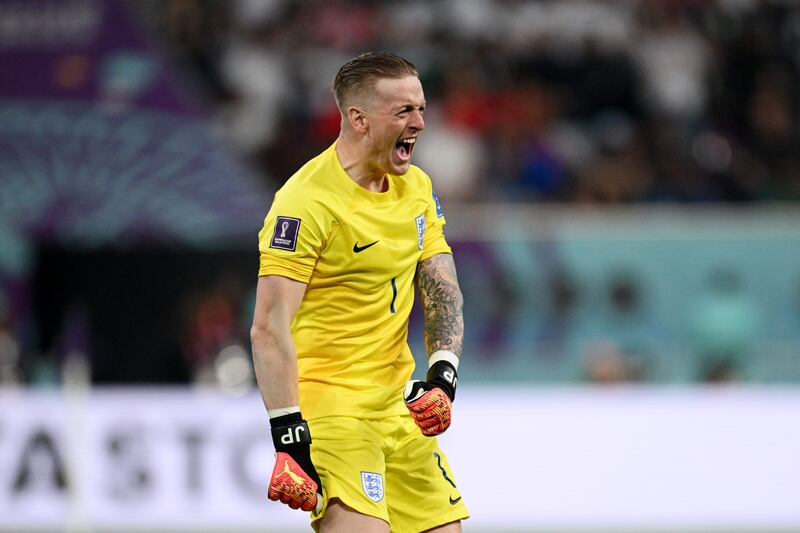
[{"left": 362, "top": 76, "right": 426, "bottom": 176}]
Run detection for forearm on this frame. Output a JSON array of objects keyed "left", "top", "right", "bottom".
[
  {"left": 416, "top": 253, "right": 464, "bottom": 357},
  {"left": 250, "top": 275, "right": 307, "bottom": 413},
  {"left": 251, "top": 326, "right": 299, "bottom": 411}
]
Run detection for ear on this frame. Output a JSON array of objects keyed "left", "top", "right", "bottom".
[{"left": 347, "top": 106, "right": 368, "bottom": 134}]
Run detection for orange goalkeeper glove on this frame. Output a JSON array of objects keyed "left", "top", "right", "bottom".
[
  {"left": 268, "top": 412, "right": 322, "bottom": 512},
  {"left": 404, "top": 354, "right": 458, "bottom": 437}
]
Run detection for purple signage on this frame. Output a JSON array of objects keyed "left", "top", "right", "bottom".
[
  {"left": 0, "top": 0, "right": 268, "bottom": 244},
  {"left": 0, "top": 0, "right": 194, "bottom": 113}
]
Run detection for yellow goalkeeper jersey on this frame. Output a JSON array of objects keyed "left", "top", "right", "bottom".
[{"left": 257, "top": 143, "right": 452, "bottom": 420}]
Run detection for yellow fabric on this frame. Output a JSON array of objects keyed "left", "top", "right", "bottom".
[
  {"left": 308, "top": 415, "right": 469, "bottom": 532},
  {"left": 257, "top": 142, "right": 452, "bottom": 420}
]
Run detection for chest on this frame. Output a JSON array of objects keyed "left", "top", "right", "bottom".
[{"left": 316, "top": 200, "right": 429, "bottom": 283}]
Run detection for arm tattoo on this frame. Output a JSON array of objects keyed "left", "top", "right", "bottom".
[{"left": 415, "top": 253, "right": 464, "bottom": 357}]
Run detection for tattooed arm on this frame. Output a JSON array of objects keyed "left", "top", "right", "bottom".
[
  {"left": 415, "top": 253, "right": 464, "bottom": 358},
  {"left": 404, "top": 252, "right": 464, "bottom": 435}
]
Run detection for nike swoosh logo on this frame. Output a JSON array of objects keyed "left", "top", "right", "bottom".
[
  {"left": 353, "top": 240, "right": 379, "bottom": 253},
  {"left": 449, "top": 495, "right": 462, "bottom": 505}
]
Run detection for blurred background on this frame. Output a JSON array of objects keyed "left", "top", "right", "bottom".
[{"left": 2, "top": 0, "right": 800, "bottom": 531}]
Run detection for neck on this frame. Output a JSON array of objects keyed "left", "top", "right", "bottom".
[{"left": 335, "top": 135, "right": 388, "bottom": 193}]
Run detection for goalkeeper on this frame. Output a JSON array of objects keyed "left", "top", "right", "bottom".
[{"left": 251, "top": 52, "right": 468, "bottom": 532}]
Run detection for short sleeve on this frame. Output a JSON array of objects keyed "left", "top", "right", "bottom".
[
  {"left": 257, "top": 189, "right": 327, "bottom": 282},
  {"left": 419, "top": 174, "right": 452, "bottom": 261}
]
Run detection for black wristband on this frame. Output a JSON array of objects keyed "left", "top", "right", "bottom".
[
  {"left": 426, "top": 360, "right": 458, "bottom": 402},
  {"left": 270, "top": 412, "right": 312, "bottom": 451}
]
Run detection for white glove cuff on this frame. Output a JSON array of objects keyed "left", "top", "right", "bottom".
[
  {"left": 429, "top": 350, "right": 459, "bottom": 371},
  {"left": 268, "top": 405, "right": 301, "bottom": 419}
]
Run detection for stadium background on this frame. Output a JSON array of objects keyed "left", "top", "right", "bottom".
[{"left": 1, "top": 0, "right": 800, "bottom": 531}]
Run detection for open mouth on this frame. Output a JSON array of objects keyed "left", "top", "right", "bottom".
[{"left": 395, "top": 136, "right": 416, "bottom": 162}]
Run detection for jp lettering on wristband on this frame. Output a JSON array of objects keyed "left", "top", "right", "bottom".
[
  {"left": 271, "top": 419, "right": 312, "bottom": 450},
  {"left": 427, "top": 354, "right": 458, "bottom": 401}
]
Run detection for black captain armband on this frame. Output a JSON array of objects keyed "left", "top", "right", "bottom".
[
  {"left": 427, "top": 350, "right": 459, "bottom": 402},
  {"left": 270, "top": 412, "right": 312, "bottom": 452}
]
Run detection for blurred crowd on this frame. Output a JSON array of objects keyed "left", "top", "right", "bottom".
[
  {"left": 4, "top": 0, "right": 797, "bottom": 389},
  {"left": 141, "top": 0, "right": 800, "bottom": 203}
]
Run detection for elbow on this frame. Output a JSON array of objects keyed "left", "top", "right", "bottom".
[
  {"left": 249, "top": 323, "right": 265, "bottom": 346},
  {"left": 250, "top": 321, "right": 278, "bottom": 353}
]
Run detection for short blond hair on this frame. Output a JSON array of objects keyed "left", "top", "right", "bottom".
[{"left": 332, "top": 52, "right": 418, "bottom": 111}]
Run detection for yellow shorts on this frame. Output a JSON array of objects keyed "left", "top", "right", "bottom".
[{"left": 308, "top": 414, "right": 469, "bottom": 533}]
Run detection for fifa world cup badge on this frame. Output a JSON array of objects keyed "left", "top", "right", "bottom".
[
  {"left": 361, "top": 471, "right": 384, "bottom": 502},
  {"left": 270, "top": 216, "right": 301, "bottom": 251},
  {"left": 415, "top": 213, "right": 426, "bottom": 250}
]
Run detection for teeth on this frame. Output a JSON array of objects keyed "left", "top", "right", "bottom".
[{"left": 402, "top": 137, "right": 416, "bottom": 144}]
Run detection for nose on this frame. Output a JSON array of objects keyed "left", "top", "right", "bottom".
[{"left": 410, "top": 110, "right": 425, "bottom": 132}]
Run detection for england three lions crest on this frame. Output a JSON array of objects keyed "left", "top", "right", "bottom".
[
  {"left": 415, "top": 213, "right": 425, "bottom": 250},
  {"left": 361, "top": 471, "right": 384, "bottom": 502}
]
